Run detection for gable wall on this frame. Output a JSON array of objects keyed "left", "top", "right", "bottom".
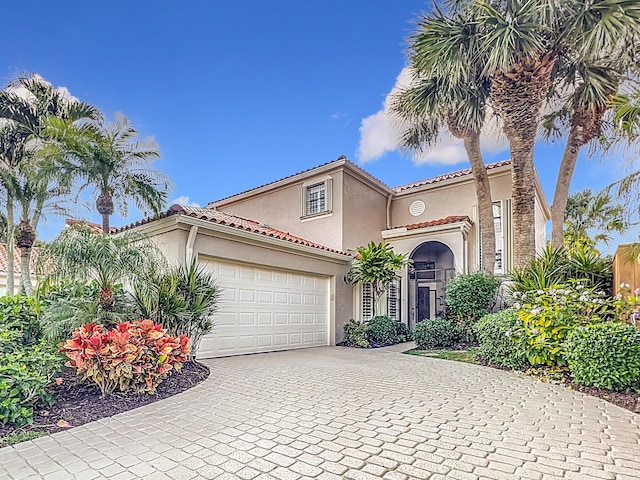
[
  {"left": 213, "top": 170, "right": 345, "bottom": 251},
  {"left": 341, "top": 170, "right": 388, "bottom": 251}
]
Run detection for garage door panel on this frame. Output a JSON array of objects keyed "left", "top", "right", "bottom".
[{"left": 198, "top": 260, "right": 330, "bottom": 358}]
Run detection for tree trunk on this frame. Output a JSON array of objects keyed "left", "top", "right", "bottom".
[
  {"left": 510, "top": 136, "right": 537, "bottom": 267},
  {"left": 19, "top": 247, "right": 33, "bottom": 296},
  {"left": 551, "top": 93, "right": 610, "bottom": 247},
  {"left": 16, "top": 219, "right": 36, "bottom": 296},
  {"left": 5, "top": 199, "right": 15, "bottom": 295},
  {"left": 551, "top": 126, "right": 582, "bottom": 247},
  {"left": 99, "top": 288, "right": 115, "bottom": 311},
  {"left": 96, "top": 190, "right": 114, "bottom": 234},
  {"left": 464, "top": 133, "right": 496, "bottom": 274}
]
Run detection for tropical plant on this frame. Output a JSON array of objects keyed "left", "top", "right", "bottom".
[
  {"left": 475, "top": 309, "right": 526, "bottom": 369},
  {"left": 348, "top": 242, "right": 410, "bottom": 316},
  {"left": 392, "top": 27, "right": 497, "bottom": 274},
  {"left": 409, "top": 0, "right": 640, "bottom": 266},
  {"left": 132, "top": 258, "right": 221, "bottom": 359},
  {"left": 41, "top": 112, "right": 172, "bottom": 233},
  {"left": 510, "top": 283, "right": 609, "bottom": 366},
  {"left": 0, "top": 74, "right": 99, "bottom": 291},
  {"left": 444, "top": 272, "right": 500, "bottom": 342},
  {"left": 36, "top": 225, "right": 162, "bottom": 337},
  {"left": 412, "top": 318, "right": 455, "bottom": 350},
  {"left": 563, "top": 189, "right": 626, "bottom": 254},
  {"left": 61, "top": 320, "right": 189, "bottom": 396},
  {"left": 565, "top": 322, "right": 640, "bottom": 391},
  {"left": 510, "top": 243, "right": 613, "bottom": 296}
]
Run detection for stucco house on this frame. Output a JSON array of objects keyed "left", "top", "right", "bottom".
[{"left": 120, "top": 155, "right": 549, "bottom": 358}]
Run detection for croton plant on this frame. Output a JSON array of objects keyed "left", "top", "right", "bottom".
[{"left": 61, "top": 319, "right": 190, "bottom": 396}]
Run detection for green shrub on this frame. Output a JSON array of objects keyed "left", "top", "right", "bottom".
[
  {"left": 0, "top": 295, "right": 42, "bottom": 346},
  {"left": 343, "top": 316, "right": 409, "bottom": 348},
  {"left": 0, "top": 330, "right": 63, "bottom": 427},
  {"left": 511, "top": 244, "right": 613, "bottom": 296},
  {"left": 343, "top": 319, "right": 369, "bottom": 348},
  {"left": 475, "top": 309, "right": 526, "bottom": 369},
  {"left": 565, "top": 322, "right": 640, "bottom": 391},
  {"left": 413, "top": 318, "right": 455, "bottom": 350},
  {"left": 445, "top": 273, "right": 500, "bottom": 342},
  {"left": 366, "top": 316, "right": 409, "bottom": 345},
  {"left": 511, "top": 283, "right": 609, "bottom": 366}
]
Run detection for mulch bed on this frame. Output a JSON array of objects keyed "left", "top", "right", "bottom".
[{"left": 0, "top": 362, "right": 210, "bottom": 440}]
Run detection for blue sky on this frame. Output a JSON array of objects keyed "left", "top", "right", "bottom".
[{"left": 4, "top": 1, "right": 637, "bottom": 250}]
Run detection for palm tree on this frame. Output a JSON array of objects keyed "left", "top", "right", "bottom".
[
  {"left": 0, "top": 74, "right": 98, "bottom": 292},
  {"left": 411, "top": 0, "right": 640, "bottom": 267},
  {"left": 395, "top": 6, "right": 497, "bottom": 274},
  {"left": 38, "top": 224, "right": 163, "bottom": 311},
  {"left": 563, "top": 189, "right": 627, "bottom": 254},
  {"left": 546, "top": 0, "right": 640, "bottom": 247},
  {"left": 43, "top": 113, "right": 172, "bottom": 233},
  {"left": 409, "top": 1, "right": 556, "bottom": 267}
]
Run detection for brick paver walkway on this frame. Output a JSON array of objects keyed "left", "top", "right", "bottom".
[{"left": 2, "top": 344, "right": 640, "bottom": 479}]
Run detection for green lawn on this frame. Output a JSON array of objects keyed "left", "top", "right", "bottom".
[{"left": 404, "top": 347, "right": 481, "bottom": 365}]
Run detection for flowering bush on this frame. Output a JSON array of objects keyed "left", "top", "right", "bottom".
[
  {"left": 475, "top": 309, "right": 526, "bottom": 369},
  {"left": 613, "top": 283, "right": 640, "bottom": 326},
  {"left": 61, "top": 320, "right": 190, "bottom": 396},
  {"left": 510, "top": 283, "right": 610, "bottom": 366}
]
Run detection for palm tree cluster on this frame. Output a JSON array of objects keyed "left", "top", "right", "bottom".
[
  {"left": 393, "top": 0, "right": 640, "bottom": 268},
  {"left": 0, "top": 74, "right": 172, "bottom": 294}
]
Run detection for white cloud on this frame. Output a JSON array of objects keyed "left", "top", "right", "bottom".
[
  {"left": 171, "top": 196, "right": 200, "bottom": 208},
  {"left": 358, "top": 67, "right": 508, "bottom": 166}
]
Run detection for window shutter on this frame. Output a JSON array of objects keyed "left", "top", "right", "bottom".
[
  {"left": 386, "top": 279, "right": 400, "bottom": 321},
  {"left": 362, "top": 282, "right": 373, "bottom": 321}
]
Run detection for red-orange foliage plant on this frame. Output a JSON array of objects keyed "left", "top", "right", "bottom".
[{"left": 61, "top": 320, "right": 190, "bottom": 396}]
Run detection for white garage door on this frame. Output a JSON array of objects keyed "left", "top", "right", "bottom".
[{"left": 198, "top": 259, "right": 330, "bottom": 358}]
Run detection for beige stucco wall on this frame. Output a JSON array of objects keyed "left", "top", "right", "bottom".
[
  {"left": 390, "top": 169, "right": 513, "bottom": 229},
  {"left": 212, "top": 169, "right": 346, "bottom": 251},
  {"left": 341, "top": 170, "right": 388, "bottom": 251},
  {"left": 141, "top": 219, "right": 354, "bottom": 344}
]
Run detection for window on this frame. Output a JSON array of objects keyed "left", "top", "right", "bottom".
[
  {"left": 362, "top": 282, "right": 373, "bottom": 321},
  {"left": 360, "top": 280, "right": 401, "bottom": 322},
  {"left": 301, "top": 177, "right": 332, "bottom": 218},
  {"left": 477, "top": 200, "right": 511, "bottom": 274}
]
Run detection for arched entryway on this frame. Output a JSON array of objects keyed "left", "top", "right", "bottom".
[{"left": 408, "top": 241, "right": 455, "bottom": 327}]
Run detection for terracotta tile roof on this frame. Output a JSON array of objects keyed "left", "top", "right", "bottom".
[
  {"left": 114, "top": 205, "right": 351, "bottom": 257},
  {"left": 393, "top": 160, "right": 511, "bottom": 193},
  {"left": 207, "top": 155, "right": 391, "bottom": 206},
  {"left": 65, "top": 219, "right": 112, "bottom": 234},
  {"left": 399, "top": 215, "right": 473, "bottom": 231},
  {"left": 0, "top": 243, "right": 38, "bottom": 274}
]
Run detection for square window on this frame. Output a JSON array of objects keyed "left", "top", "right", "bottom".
[{"left": 301, "top": 178, "right": 331, "bottom": 217}]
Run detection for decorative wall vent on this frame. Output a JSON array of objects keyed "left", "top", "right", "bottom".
[{"left": 409, "top": 200, "right": 425, "bottom": 217}]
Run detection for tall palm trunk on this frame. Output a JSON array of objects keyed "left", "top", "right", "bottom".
[
  {"left": 491, "top": 53, "right": 556, "bottom": 268},
  {"left": 5, "top": 198, "right": 15, "bottom": 295},
  {"left": 552, "top": 92, "right": 610, "bottom": 247},
  {"left": 96, "top": 191, "right": 114, "bottom": 234},
  {"left": 15, "top": 219, "right": 35, "bottom": 295}
]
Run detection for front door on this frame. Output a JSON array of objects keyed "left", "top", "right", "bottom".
[{"left": 416, "top": 282, "right": 436, "bottom": 323}]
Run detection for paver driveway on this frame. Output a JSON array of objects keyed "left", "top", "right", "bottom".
[{"left": 2, "top": 344, "right": 640, "bottom": 480}]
